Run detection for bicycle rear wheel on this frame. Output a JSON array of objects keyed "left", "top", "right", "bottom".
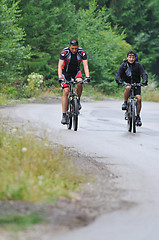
[
  {"left": 73, "top": 98, "right": 78, "bottom": 131},
  {"left": 132, "top": 101, "right": 137, "bottom": 133},
  {"left": 67, "top": 99, "right": 72, "bottom": 130},
  {"left": 127, "top": 103, "right": 132, "bottom": 132}
]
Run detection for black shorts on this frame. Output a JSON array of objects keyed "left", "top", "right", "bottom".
[
  {"left": 61, "top": 71, "right": 82, "bottom": 88},
  {"left": 134, "top": 86, "right": 141, "bottom": 95}
]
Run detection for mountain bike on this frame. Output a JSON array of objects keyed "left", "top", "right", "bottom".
[
  {"left": 66, "top": 78, "right": 88, "bottom": 131},
  {"left": 124, "top": 83, "right": 142, "bottom": 133}
]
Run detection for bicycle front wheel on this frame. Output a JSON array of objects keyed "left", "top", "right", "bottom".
[
  {"left": 73, "top": 98, "right": 79, "bottom": 131},
  {"left": 67, "top": 99, "right": 72, "bottom": 130},
  {"left": 127, "top": 103, "right": 132, "bottom": 132},
  {"left": 132, "top": 100, "right": 137, "bottom": 133}
]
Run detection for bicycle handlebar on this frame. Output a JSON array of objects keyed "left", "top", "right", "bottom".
[
  {"left": 62, "top": 78, "right": 89, "bottom": 85},
  {"left": 123, "top": 82, "right": 143, "bottom": 87}
]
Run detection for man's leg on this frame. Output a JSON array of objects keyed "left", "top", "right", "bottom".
[
  {"left": 124, "top": 86, "right": 131, "bottom": 101},
  {"left": 75, "top": 71, "right": 83, "bottom": 99},
  {"left": 135, "top": 86, "right": 142, "bottom": 126},
  {"left": 76, "top": 76, "right": 83, "bottom": 110},
  {"left": 62, "top": 87, "right": 69, "bottom": 113},
  {"left": 136, "top": 95, "right": 142, "bottom": 115},
  {"left": 76, "top": 77, "right": 83, "bottom": 98},
  {"left": 136, "top": 95, "right": 142, "bottom": 126},
  {"left": 122, "top": 86, "right": 131, "bottom": 110},
  {"left": 61, "top": 87, "right": 69, "bottom": 124}
]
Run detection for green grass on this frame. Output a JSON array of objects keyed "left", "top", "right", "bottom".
[
  {"left": 0, "top": 125, "right": 85, "bottom": 202},
  {"left": 82, "top": 84, "right": 106, "bottom": 100},
  {"left": 39, "top": 87, "right": 62, "bottom": 97},
  {"left": 1, "top": 82, "right": 159, "bottom": 105},
  {"left": 102, "top": 85, "right": 159, "bottom": 102},
  {"left": 0, "top": 93, "right": 14, "bottom": 106},
  {"left": 82, "top": 84, "right": 159, "bottom": 103},
  {"left": 142, "top": 85, "right": 159, "bottom": 102},
  {"left": 0, "top": 212, "right": 43, "bottom": 231}
]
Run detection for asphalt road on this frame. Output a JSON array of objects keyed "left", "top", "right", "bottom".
[{"left": 1, "top": 99, "right": 159, "bottom": 240}]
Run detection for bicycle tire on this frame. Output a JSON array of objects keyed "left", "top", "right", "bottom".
[
  {"left": 127, "top": 102, "right": 132, "bottom": 132},
  {"left": 67, "top": 99, "right": 72, "bottom": 130},
  {"left": 73, "top": 98, "right": 78, "bottom": 131},
  {"left": 132, "top": 100, "right": 137, "bottom": 133}
]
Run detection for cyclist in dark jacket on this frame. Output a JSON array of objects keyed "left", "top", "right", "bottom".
[
  {"left": 116, "top": 50, "right": 148, "bottom": 126},
  {"left": 58, "top": 39, "right": 90, "bottom": 124}
]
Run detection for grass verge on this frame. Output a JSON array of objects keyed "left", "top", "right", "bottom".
[
  {"left": 142, "top": 85, "right": 159, "bottom": 102},
  {"left": 0, "top": 93, "right": 14, "bottom": 106},
  {"left": 1, "top": 83, "right": 159, "bottom": 105},
  {"left": 104, "top": 85, "right": 159, "bottom": 102},
  {"left": 0, "top": 125, "right": 85, "bottom": 203},
  {"left": 0, "top": 212, "right": 43, "bottom": 231}
]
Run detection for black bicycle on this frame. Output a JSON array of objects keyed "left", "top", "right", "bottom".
[
  {"left": 66, "top": 78, "right": 88, "bottom": 131},
  {"left": 124, "top": 82, "right": 142, "bottom": 133}
]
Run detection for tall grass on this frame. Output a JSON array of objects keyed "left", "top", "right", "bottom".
[
  {"left": 0, "top": 93, "right": 13, "bottom": 106},
  {"left": 101, "top": 84, "right": 159, "bottom": 102},
  {"left": 0, "top": 125, "right": 85, "bottom": 202},
  {"left": 142, "top": 84, "right": 159, "bottom": 102}
]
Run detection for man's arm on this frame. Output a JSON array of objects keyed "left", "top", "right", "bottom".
[
  {"left": 58, "top": 59, "right": 64, "bottom": 79},
  {"left": 83, "top": 59, "right": 89, "bottom": 77},
  {"left": 116, "top": 64, "right": 124, "bottom": 85},
  {"left": 139, "top": 63, "right": 148, "bottom": 85}
]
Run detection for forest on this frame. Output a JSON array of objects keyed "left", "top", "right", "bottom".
[{"left": 0, "top": 0, "right": 158, "bottom": 98}]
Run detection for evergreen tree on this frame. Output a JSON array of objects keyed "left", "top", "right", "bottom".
[
  {"left": 19, "top": 0, "right": 77, "bottom": 84},
  {"left": 76, "top": 2, "right": 130, "bottom": 92},
  {"left": 0, "top": 0, "right": 30, "bottom": 87},
  {"left": 110, "top": 0, "right": 159, "bottom": 75}
]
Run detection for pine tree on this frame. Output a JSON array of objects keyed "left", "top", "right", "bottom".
[
  {"left": 110, "top": 0, "right": 159, "bottom": 75},
  {"left": 19, "top": 0, "right": 77, "bottom": 84},
  {"left": 0, "top": 0, "right": 30, "bottom": 86}
]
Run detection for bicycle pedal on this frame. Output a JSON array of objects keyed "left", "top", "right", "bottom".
[{"left": 125, "top": 112, "right": 128, "bottom": 120}]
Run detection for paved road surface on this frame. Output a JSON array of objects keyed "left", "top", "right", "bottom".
[{"left": 1, "top": 100, "right": 159, "bottom": 240}]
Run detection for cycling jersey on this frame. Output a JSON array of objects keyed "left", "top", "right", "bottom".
[{"left": 59, "top": 47, "right": 87, "bottom": 74}]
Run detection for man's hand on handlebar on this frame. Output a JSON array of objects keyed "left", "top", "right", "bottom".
[
  {"left": 141, "top": 81, "right": 148, "bottom": 86},
  {"left": 122, "top": 82, "right": 130, "bottom": 87},
  {"left": 58, "top": 78, "right": 64, "bottom": 83},
  {"left": 83, "top": 77, "right": 90, "bottom": 83},
  {"left": 122, "top": 82, "right": 144, "bottom": 87},
  {"left": 85, "top": 77, "right": 90, "bottom": 83}
]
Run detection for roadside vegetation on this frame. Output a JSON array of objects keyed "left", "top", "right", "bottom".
[
  {"left": 0, "top": 125, "right": 85, "bottom": 203},
  {"left": 0, "top": 0, "right": 158, "bottom": 100},
  {"left": 0, "top": 213, "right": 43, "bottom": 231},
  {"left": 0, "top": 122, "right": 88, "bottom": 229}
]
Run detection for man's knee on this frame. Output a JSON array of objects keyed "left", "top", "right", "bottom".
[
  {"left": 76, "top": 78, "right": 82, "bottom": 87},
  {"left": 136, "top": 95, "right": 141, "bottom": 102},
  {"left": 76, "top": 77, "right": 82, "bottom": 81},
  {"left": 125, "top": 86, "right": 131, "bottom": 91},
  {"left": 63, "top": 88, "right": 69, "bottom": 97}
]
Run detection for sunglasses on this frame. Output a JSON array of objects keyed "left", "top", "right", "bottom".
[
  {"left": 128, "top": 54, "right": 135, "bottom": 58},
  {"left": 70, "top": 40, "right": 78, "bottom": 46}
]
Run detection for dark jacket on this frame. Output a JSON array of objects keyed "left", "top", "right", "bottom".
[{"left": 116, "top": 60, "right": 148, "bottom": 85}]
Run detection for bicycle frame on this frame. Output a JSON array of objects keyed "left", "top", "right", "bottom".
[
  {"left": 125, "top": 82, "right": 142, "bottom": 133},
  {"left": 68, "top": 78, "right": 79, "bottom": 103},
  {"left": 66, "top": 78, "right": 86, "bottom": 131},
  {"left": 127, "top": 86, "right": 137, "bottom": 132}
]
